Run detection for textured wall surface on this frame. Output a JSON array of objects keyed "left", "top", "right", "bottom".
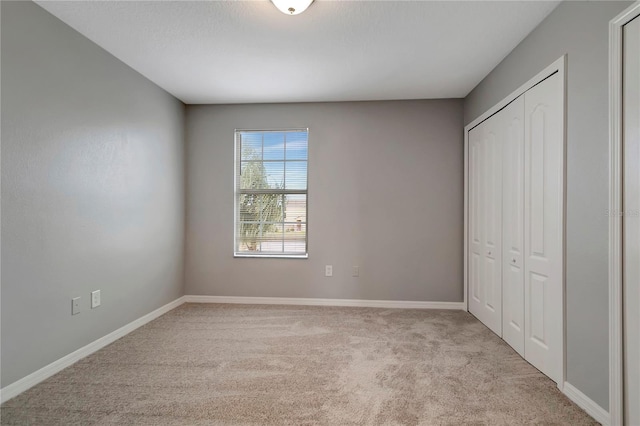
[
  {"left": 1, "top": 1, "right": 185, "bottom": 387},
  {"left": 464, "top": 0, "right": 634, "bottom": 409},
  {"left": 185, "top": 100, "right": 464, "bottom": 303}
]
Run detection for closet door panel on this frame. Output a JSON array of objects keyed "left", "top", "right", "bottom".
[
  {"left": 468, "top": 122, "right": 485, "bottom": 322},
  {"left": 501, "top": 97, "right": 525, "bottom": 356},
  {"left": 482, "top": 123, "right": 503, "bottom": 335},
  {"left": 469, "top": 114, "right": 503, "bottom": 336},
  {"left": 523, "top": 73, "right": 563, "bottom": 384},
  {"left": 469, "top": 123, "right": 484, "bottom": 321}
]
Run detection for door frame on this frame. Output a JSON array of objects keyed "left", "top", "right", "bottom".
[
  {"left": 463, "top": 55, "right": 567, "bottom": 388},
  {"left": 609, "top": 3, "right": 640, "bottom": 425}
]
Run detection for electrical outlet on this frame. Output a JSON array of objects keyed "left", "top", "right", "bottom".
[
  {"left": 352, "top": 266, "right": 360, "bottom": 277},
  {"left": 325, "top": 265, "right": 333, "bottom": 277},
  {"left": 72, "top": 297, "right": 81, "bottom": 315},
  {"left": 91, "top": 290, "right": 101, "bottom": 309}
]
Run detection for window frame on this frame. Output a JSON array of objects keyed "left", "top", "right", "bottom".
[{"left": 233, "top": 128, "right": 309, "bottom": 259}]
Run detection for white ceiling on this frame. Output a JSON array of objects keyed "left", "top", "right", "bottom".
[{"left": 36, "top": 0, "right": 560, "bottom": 104}]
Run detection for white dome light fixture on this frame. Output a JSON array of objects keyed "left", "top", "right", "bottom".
[{"left": 271, "top": 0, "right": 314, "bottom": 16}]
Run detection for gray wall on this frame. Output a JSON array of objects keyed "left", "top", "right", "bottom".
[
  {"left": 185, "top": 100, "right": 464, "bottom": 302},
  {"left": 464, "top": 0, "right": 633, "bottom": 410},
  {"left": 1, "top": 1, "right": 185, "bottom": 387}
]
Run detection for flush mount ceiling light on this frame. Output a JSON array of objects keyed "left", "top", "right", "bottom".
[{"left": 271, "top": 0, "right": 314, "bottom": 15}]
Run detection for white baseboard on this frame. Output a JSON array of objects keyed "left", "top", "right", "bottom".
[
  {"left": 0, "top": 296, "right": 186, "bottom": 404},
  {"left": 0, "top": 294, "right": 463, "bottom": 403},
  {"left": 562, "top": 382, "right": 610, "bottom": 425},
  {"left": 184, "top": 295, "right": 465, "bottom": 310}
]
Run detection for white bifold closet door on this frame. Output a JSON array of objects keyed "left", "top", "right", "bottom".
[
  {"left": 469, "top": 112, "right": 503, "bottom": 336},
  {"left": 468, "top": 72, "right": 563, "bottom": 384},
  {"left": 523, "top": 72, "right": 563, "bottom": 384},
  {"left": 501, "top": 96, "right": 525, "bottom": 357}
]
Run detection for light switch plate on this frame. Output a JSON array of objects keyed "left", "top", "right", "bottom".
[{"left": 72, "top": 297, "right": 81, "bottom": 315}]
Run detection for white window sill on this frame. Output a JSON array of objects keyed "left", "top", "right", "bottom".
[{"left": 234, "top": 253, "right": 308, "bottom": 259}]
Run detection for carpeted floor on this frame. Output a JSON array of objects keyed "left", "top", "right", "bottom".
[{"left": 1, "top": 303, "right": 597, "bottom": 425}]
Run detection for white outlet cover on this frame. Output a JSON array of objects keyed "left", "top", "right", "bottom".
[
  {"left": 352, "top": 266, "right": 359, "bottom": 277},
  {"left": 91, "top": 290, "right": 101, "bottom": 308},
  {"left": 325, "top": 265, "right": 333, "bottom": 277}
]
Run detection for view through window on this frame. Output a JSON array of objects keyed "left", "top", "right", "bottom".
[{"left": 235, "top": 129, "right": 308, "bottom": 256}]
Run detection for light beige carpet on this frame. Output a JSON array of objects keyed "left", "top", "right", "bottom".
[{"left": 1, "top": 303, "right": 596, "bottom": 425}]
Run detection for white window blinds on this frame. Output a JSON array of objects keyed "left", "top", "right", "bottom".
[{"left": 235, "top": 129, "right": 308, "bottom": 257}]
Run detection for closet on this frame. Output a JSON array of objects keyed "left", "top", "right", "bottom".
[{"left": 467, "top": 70, "right": 564, "bottom": 385}]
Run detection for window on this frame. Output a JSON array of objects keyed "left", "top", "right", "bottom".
[{"left": 234, "top": 129, "right": 308, "bottom": 257}]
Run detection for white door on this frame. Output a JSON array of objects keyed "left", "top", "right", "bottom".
[
  {"left": 469, "top": 113, "right": 503, "bottom": 336},
  {"left": 501, "top": 96, "right": 526, "bottom": 356},
  {"left": 523, "top": 72, "right": 564, "bottom": 384},
  {"left": 623, "top": 14, "right": 640, "bottom": 426},
  {"left": 468, "top": 121, "right": 485, "bottom": 328}
]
